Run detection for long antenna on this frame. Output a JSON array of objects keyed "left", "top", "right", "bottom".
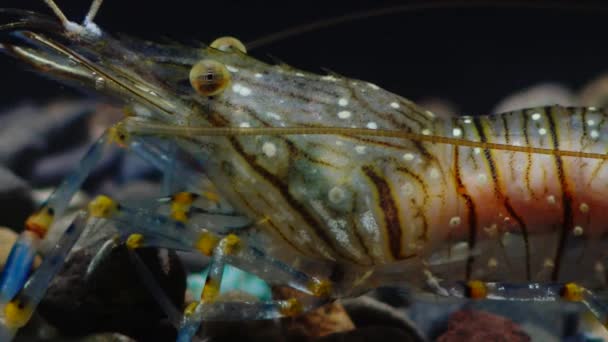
[{"left": 245, "top": 0, "right": 608, "bottom": 50}]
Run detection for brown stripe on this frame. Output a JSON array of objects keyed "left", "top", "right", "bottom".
[
  {"left": 396, "top": 166, "right": 430, "bottom": 241},
  {"left": 362, "top": 165, "right": 403, "bottom": 259},
  {"left": 473, "top": 117, "right": 531, "bottom": 280},
  {"left": 547, "top": 107, "right": 573, "bottom": 281},
  {"left": 452, "top": 145, "right": 477, "bottom": 280}
]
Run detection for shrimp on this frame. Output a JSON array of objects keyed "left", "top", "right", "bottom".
[{"left": 0, "top": 1, "right": 608, "bottom": 341}]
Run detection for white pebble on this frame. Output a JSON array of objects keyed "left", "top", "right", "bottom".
[
  {"left": 338, "top": 98, "right": 349, "bottom": 106},
  {"left": 390, "top": 102, "right": 400, "bottom": 109},
  {"left": 366, "top": 122, "right": 378, "bottom": 129}
]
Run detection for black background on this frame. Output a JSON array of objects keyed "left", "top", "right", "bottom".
[{"left": 1, "top": 0, "right": 608, "bottom": 114}]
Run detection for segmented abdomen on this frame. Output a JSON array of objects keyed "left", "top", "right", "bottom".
[{"left": 427, "top": 106, "right": 608, "bottom": 287}]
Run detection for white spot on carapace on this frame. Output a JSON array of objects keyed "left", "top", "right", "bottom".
[
  {"left": 531, "top": 112, "right": 542, "bottom": 121},
  {"left": 390, "top": 102, "right": 400, "bottom": 109},
  {"left": 591, "top": 129, "right": 600, "bottom": 139},
  {"left": 328, "top": 186, "right": 345, "bottom": 204},
  {"left": 367, "top": 82, "right": 379, "bottom": 90},
  {"left": 338, "top": 110, "right": 352, "bottom": 119},
  {"left": 355, "top": 145, "right": 367, "bottom": 154},
  {"left": 462, "top": 117, "right": 472, "bottom": 124},
  {"left": 335, "top": 140, "right": 344, "bottom": 146},
  {"left": 589, "top": 106, "right": 598, "bottom": 111},
  {"left": 580, "top": 203, "right": 589, "bottom": 213},
  {"left": 295, "top": 72, "right": 305, "bottom": 77},
  {"left": 239, "top": 86, "right": 252, "bottom": 96},
  {"left": 546, "top": 195, "right": 556, "bottom": 205},
  {"left": 322, "top": 75, "right": 338, "bottom": 82},
  {"left": 425, "top": 110, "right": 436, "bottom": 118},
  {"left": 488, "top": 258, "right": 498, "bottom": 268},
  {"left": 449, "top": 216, "right": 461, "bottom": 227},
  {"left": 262, "top": 142, "right": 277, "bottom": 157},
  {"left": 573, "top": 226, "right": 584, "bottom": 236},
  {"left": 474, "top": 147, "right": 481, "bottom": 155},
  {"left": 403, "top": 153, "right": 415, "bottom": 161},
  {"left": 226, "top": 65, "right": 239, "bottom": 72},
  {"left": 265, "top": 111, "right": 281, "bottom": 120},
  {"left": 477, "top": 173, "right": 488, "bottom": 184},
  {"left": 239, "top": 122, "right": 251, "bottom": 128},
  {"left": 254, "top": 73, "right": 263, "bottom": 78},
  {"left": 338, "top": 98, "right": 349, "bottom": 107},
  {"left": 452, "top": 127, "right": 462, "bottom": 137},
  {"left": 587, "top": 119, "right": 596, "bottom": 126},
  {"left": 367, "top": 122, "right": 378, "bottom": 129},
  {"left": 401, "top": 182, "right": 414, "bottom": 196},
  {"left": 512, "top": 140, "right": 522, "bottom": 146},
  {"left": 422, "top": 128, "right": 432, "bottom": 135},
  {"left": 429, "top": 168, "right": 440, "bottom": 179},
  {"left": 538, "top": 128, "right": 547, "bottom": 135}
]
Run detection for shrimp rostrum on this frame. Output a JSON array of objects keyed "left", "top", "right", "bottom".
[{"left": 2, "top": 1, "right": 608, "bottom": 340}]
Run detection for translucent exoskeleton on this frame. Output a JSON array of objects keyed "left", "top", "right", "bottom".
[{"left": 1, "top": 1, "right": 608, "bottom": 341}]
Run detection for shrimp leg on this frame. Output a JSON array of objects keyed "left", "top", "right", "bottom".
[
  {"left": 0, "top": 209, "right": 110, "bottom": 340},
  {"left": 446, "top": 280, "right": 608, "bottom": 327}
]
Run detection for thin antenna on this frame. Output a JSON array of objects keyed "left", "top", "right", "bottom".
[
  {"left": 83, "top": 0, "right": 104, "bottom": 27},
  {"left": 42, "top": 0, "right": 71, "bottom": 27}
]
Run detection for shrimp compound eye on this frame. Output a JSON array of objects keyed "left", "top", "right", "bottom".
[
  {"left": 210, "top": 36, "right": 247, "bottom": 53},
  {"left": 189, "top": 59, "right": 231, "bottom": 97}
]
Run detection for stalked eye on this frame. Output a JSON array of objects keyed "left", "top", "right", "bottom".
[
  {"left": 189, "top": 59, "right": 231, "bottom": 97},
  {"left": 210, "top": 36, "right": 247, "bottom": 54}
]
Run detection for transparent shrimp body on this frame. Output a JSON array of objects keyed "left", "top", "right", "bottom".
[{"left": 1, "top": 3, "right": 608, "bottom": 341}]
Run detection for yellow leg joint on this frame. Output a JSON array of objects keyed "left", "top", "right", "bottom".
[
  {"left": 561, "top": 282, "right": 585, "bottom": 302},
  {"left": 466, "top": 280, "right": 488, "bottom": 299},
  {"left": 308, "top": 279, "right": 332, "bottom": 298},
  {"left": 222, "top": 234, "right": 241, "bottom": 255},
  {"left": 88, "top": 195, "right": 118, "bottom": 218},
  {"left": 108, "top": 124, "right": 130, "bottom": 147},
  {"left": 195, "top": 232, "right": 219, "bottom": 256},
  {"left": 4, "top": 300, "right": 33, "bottom": 329},
  {"left": 170, "top": 192, "right": 196, "bottom": 223},
  {"left": 126, "top": 233, "right": 144, "bottom": 250},
  {"left": 201, "top": 278, "right": 220, "bottom": 303},
  {"left": 184, "top": 301, "right": 199, "bottom": 317},
  {"left": 279, "top": 298, "right": 303, "bottom": 317},
  {"left": 202, "top": 191, "right": 220, "bottom": 203},
  {"left": 25, "top": 206, "right": 54, "bottom": 238}
]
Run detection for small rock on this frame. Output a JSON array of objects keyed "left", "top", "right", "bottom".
[
  {"left": 0, "top": 101, "right": 94, "bottom": 175},
  {"left": 288, "top": 301, "right": 355, "bottom": 338},
  {"left": 342, "top": 296, "right": 424, "bottom": 341},
  {"left": 580, "top": 73, "right": 608, "bottom": 108},
  {"left": 38, "top": 246, "right": 186, "bottom": 341},
  {"left": 0, "top": 167, "right": 36, "bottom": 230},
  {"left": 315, "top": 326, "right": 421, "bottom": 342},
  {"left": 493, "top": 83, "right": 577, "bottom": 114},
  {"left": 436, "top": 309, "right": 530, "bottom": 342}
]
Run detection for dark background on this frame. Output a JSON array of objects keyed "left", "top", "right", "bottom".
[{"left": 1, "top": 0, "right": 608, "bottom": 114}]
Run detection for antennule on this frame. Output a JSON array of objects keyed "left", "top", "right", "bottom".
[{"left": 42, "top": 0, "right": 103, "bottom": 38}]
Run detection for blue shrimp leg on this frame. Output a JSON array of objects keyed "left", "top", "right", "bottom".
[
  {"left": 77, "top": 195, "right": 333, "bottom": 341},
  {"left": 0, "top": 120, "right": 215, "bottom": 335},
  {"left": 0, "top": 132, "right": 115, "bottom": 320},
  {"left": 0, "top": 212, "right": 97, "bottom": 340}
]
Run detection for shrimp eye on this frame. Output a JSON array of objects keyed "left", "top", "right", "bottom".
[
  {"left": 210, "top": 36, "right": 247, "bottom": 54},
  {"left": 189, "top": 59, "right": 231, "bottom": 97}
]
